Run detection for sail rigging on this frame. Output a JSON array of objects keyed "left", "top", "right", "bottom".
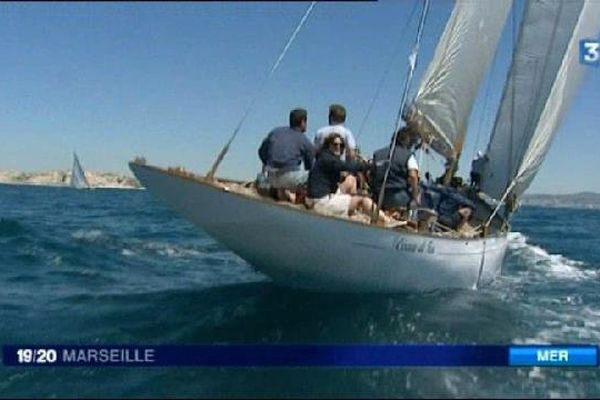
[
  {"left": 404, "top": 0, "right": 512, "bottom": 161},
  {"left": 375, "top": 0, "right": 431, "bottom": 220},
  {"left": 206, "top": 1, "right": 317, "bottom": 180},
  {"left": 480, "top": 0, "right": 600, "bottom": 202},
  {"left": 71, "top": 152, "right": 90, "bottom": 189},
  {"left": 356, "top": 0, "right": 421, "bottom": 141}
]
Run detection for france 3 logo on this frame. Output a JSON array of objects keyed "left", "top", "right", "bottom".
[{"left": 580, "top": 38, "right": 599, "bottom": 67}]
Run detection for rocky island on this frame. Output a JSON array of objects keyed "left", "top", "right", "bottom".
[
  {"left": 521, "top": 192, "right": 600, "bottom": 210},
  {"left": 0, "top": 170, "right": 141, "bottom": 189}
]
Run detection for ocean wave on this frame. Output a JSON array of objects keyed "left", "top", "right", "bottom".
[
  {"left": 141, "top": 241, "right": 203, "bottom": 258},
  {"left": 512, "top": 303, "right": 600, "bottom": 344},
  {"left": 121, "top": 248, "right": 136, "bottom": 257},
  {"left": 0, "top": 218, "right": 26, "bottom": 237},
  {"left": 69, "top": 228, "right": 225, "bottom": 263},
  {"left": 71, "top": 229, "right": 108, "bottom": 242},
  {"left": 507, "top": 232, "right": 596, "bottom": 281}
]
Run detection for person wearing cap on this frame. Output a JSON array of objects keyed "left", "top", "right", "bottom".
[
  {"left": 313, "top": 104, "right": 357, "bottom": 161},
  {"left": 370, "top": 126, "right": 420, "bottom": 211},
  {"left": 258, "top": 108, "right": 315, "bottom": 201},
  {"left": 470, "top": 150, "right": 489, "bottom": 191}
]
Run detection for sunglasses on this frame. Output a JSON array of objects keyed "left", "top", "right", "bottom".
[{"left": 332, "top": 142, "right": 345, "bottom": 148}]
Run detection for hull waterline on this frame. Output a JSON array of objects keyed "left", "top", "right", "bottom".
[{"left": 129, "top": 162, "right": 507, "bottom": 293}]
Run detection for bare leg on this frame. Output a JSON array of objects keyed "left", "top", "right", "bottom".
[
  {"left": 276, "top": 188, "right": 295, "bottom": 202},
  {"left": 347, "top": 195, "right": 388, "bottom": 224},
  {"left": 339, "top": 174, "right": 357, "bottom": 195},
  {"left": 348, "top": 195, "right": 363, "bottom": 216},
  {"left": 358, "top": 196, "right": 385, "bottom": 223},
  {"left": 356, "top": 172, "right": 368, "bottom": 194}
]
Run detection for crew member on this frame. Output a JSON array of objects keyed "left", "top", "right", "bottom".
[
  {"left": 258, "top": 108, "right": 315, "bottom": 201},
  {"left": 370, "top": 127, "right": 420, "bottom": 211},
  {"left": 314, "top": 104, "right": 357, "bottom": 161}
]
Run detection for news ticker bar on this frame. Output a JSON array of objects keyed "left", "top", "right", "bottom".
[{"left": 2, "top": 345, "right": 597, "bottom": 367}]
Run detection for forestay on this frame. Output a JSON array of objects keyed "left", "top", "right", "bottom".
[
  {"left": 405, "top": 0, "right": 512, "bottom": 161},
  {"left": 480, "top": 0, "right": 600, "bottom": 202}
]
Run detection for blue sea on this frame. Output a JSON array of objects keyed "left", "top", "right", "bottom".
[{"left": 1, "top": 183, "right": 599, "bottom": 398}]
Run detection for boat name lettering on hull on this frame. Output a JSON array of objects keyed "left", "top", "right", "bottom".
[{"left": 394, "top": 238, "right": 435, "bottom": 254}]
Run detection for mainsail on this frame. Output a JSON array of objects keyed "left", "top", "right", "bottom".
[
  {"left": 71, "top": 153, "right": 90, "bottom": 189},
  {"left": 405, "top": 0, "right": 512, "bottom": 161},
  {"left": 480, "top": 0, "right": 600, "bottom": 202}
]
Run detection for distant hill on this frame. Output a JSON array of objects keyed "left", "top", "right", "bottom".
[
  {"left": 0, "top": 170, "right": 141, "bottom": 190},
  {"left": 522, "top": 192, "right": 600, "bottom": 209}
]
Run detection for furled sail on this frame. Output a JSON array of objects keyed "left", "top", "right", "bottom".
[
  {"left": 404, "top": 0, "right": 512, "bottom": 160},
  {"left": 71, "top": 153, "right": 90, "bottom": 189},
  {"left": 480, "top": 0, "right": 600, "bottom": 202}
]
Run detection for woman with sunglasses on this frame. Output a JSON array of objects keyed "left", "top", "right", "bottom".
[{"left": 307, "top": 133, "right": 400, "bottom": 226}]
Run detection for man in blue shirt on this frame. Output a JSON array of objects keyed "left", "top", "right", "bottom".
[{"left": 258, "top": 108, "right": 315, "bottom": 201}]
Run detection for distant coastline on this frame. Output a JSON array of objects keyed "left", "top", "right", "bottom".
[
  {"left": 521, "top": 192, "right": 600, "bottom": 210},
  {"left": 0, "top": 170, "right": 141, "bottom": 190},
  {"left": 1, "top": 170, "right": 598, "bottom": 208}
]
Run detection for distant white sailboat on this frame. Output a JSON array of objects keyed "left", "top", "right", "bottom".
[
  {"left": 71, "top": 152, "right": 90, "bottom": 190},
  {"left": 130, "top": 0, "right": 600, "bottom": 292}
]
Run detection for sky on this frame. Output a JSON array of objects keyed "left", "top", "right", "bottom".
[{"left": 1, "top": 0, "right": 599, "bottom": 194}]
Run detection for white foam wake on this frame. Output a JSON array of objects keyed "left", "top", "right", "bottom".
[
  {"left": 507, "top": 232, "right": 596, "bottom": 281},
  {"left": 71, "top": 229, "right": 106, "bottom": 242},
  {"left": 142, "top": 242, "right": 203, "bottom": 258}
]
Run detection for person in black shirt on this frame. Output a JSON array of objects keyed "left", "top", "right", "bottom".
[
  {"left": 307, "top": 133, "right": 399, "bottom": 226},
  {"left": 469, "top": 150, "right": 488, "bottom": 191}
]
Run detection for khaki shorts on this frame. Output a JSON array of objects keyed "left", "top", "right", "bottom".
[
  {"left": 312, "top": 190, "right": 352, "bottom": 216},
  {"left": 267, "top": 169, "right": 308, "bottom": 189}
]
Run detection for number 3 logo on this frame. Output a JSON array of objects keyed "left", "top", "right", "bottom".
[{"left": 580, "top": 39, "right": 600, "bottom": 67}]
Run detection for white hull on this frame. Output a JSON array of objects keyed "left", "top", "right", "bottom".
[{"left": 130, "top": 163, "right": 508, "bottom": 293}]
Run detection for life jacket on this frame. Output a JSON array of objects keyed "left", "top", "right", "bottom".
[
  {"left": 371, "top": 144, "right": 412, "bottom": 196},
  {"left": 422, "top": 184, "right": 476, "bottom": 229}
]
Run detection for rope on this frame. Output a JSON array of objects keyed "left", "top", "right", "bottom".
[
  {"left": 471, "top": 35, "right": 500, "bottom": 162},
  {"left": 373, "top": 0, "right": 431, "bottom": 222},
  {"left": 474, "top": 239, "right": 487, "bottom": 290},
  {"left": 206, "top": 1, "right": 318, "bottom": 180},
  {"left": 483, "top": 179, "right": 515, "bottom": 229},
  {"left": 355, "top": 0, "right": 420, "bottom": 141},
  {"left": 482, "top": 3, "right": 521, "bottom": 231},
  {"left": 506, "top": 3, "right": 518, "bottom": 193}
]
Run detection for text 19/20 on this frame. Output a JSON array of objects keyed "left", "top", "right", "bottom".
[{"left": 16, "top": 348, "right": 58, "bottom": 364}]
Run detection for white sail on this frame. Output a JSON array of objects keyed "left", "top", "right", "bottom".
[
  {"left": 71, "top": 153, "right": 90, "bottom": 189},
  {"left": 405, "top": 0, "right": 512, "bottom": 160},
  {"left": 480, "top": 0, "right": 600, "bottom": 201}
]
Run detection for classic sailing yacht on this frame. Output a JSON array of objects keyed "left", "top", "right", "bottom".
[
  {"left": 71, "top": 152, "right": 91, "bottom": 190},
  {"left": 129, "top": 0, "right": 599, "bottom": 292}
]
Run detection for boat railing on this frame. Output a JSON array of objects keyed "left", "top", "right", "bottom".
[{"left": 132, "top": 159, "right": 506, "bottom": 240}]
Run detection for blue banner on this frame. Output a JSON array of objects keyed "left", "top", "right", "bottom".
[{"left": 2, "top": 345, "right": 597, "bottom": 367}]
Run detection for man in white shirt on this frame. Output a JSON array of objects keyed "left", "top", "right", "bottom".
[{"left": 314, "top": 104, "right": 357, "bottom": 160}]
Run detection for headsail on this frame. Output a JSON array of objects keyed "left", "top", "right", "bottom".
[
  {"left": 404, "top": 0, "right": 512, "bottom": 161},
  {"left": 480, "top": 0, "right": 600, "bottom": 202},
  {"left": 71, "top": 152, "right": 90, "bottom": 189}
]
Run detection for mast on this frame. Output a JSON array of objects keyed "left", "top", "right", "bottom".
[
  {"left": 372, "top": 0, "right": 431, "bottom": 223},
  {"left": 480, "top": 0, "right": 600, "bottom": 206},
  {"left": 404, "top": 0, "right": 512, "bottom": 166}
]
